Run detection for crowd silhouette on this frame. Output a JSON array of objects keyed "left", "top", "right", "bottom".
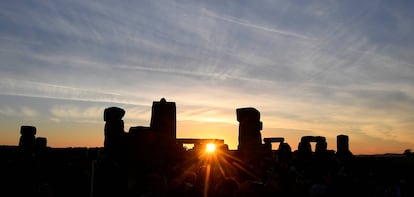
[{"left": 1, "top": 98, "right": 413, "bottom": 197}]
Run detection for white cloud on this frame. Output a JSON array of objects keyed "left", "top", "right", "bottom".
[
  {"left": 50, "top": 105, "right": 103, "bottom": 120},
  {"left": 21, "top": 107, "right": 38, "bottom": 117},
  {"left": 0, "top": 106, "right": 17, "bottom": 116},
  {"left": 0, "top": 106, "right": 38, "bottom": 118},
  {"left": 201, "top": 8, "right": 311, "bottom": 40},
  {"left": 1, "top": 0, "right": 414, "bottom": 153},
  {"left": 0, "top": 78, "right": 153, "bottom": 106}
]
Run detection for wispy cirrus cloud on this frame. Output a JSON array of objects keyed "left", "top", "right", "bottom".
[
  {"left": 201, "top": 8, "right": 311, "bottom": 40},
  {"left": 1, "top": 0, "right": 414, "bottom": 152},
  {"left": 0, "top": 106, "right": 38, "bottom": 118},
  {"left": 49, "top": 105, "right": 104, "bottom": 124}
]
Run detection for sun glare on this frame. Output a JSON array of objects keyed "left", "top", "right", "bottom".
[{"left": 206, "top": 143, "right": 216, "bottom": 153}]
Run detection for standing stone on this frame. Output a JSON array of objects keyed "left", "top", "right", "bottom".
[
  {"left": 150, "top": 98, "right": 176, "bottom": 145},
  {"left": 337, "top": 135, "right": 350, "bottom": 153},
  {"left": 103, "top": 107, "right": 126, "bottom": 159},
  {"left": 19, "top": 126, "right": 36, "bottom": 155},
  {"left": 17, "top": 125, "right": 37, "bottom": 195},
  {"left": 236, "top": 107, "right": 263, "bottom": 164},
  {"left": 237, "top": 108, "right": 262, "bottom": 150},
  {"left": 336, "top": 134, "right": 353, "bottom": 160},
  {"left": 315, "top": 137, "right": 327, "bottom": 154},
  {"left": 35, "top": 137, "right": 47, "bottom": 152}
]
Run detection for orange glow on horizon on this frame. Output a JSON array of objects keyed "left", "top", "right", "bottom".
[{"left": 1, "top": 118, "right": 411, "bottom": 155}]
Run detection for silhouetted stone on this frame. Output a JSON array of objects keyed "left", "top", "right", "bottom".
[
  {"left": 20, "top": 125, "right": 36, "bottom": 135},
  {"left": 150, "top": 98, "right": 176, "bottom": 145},
  {"left": 19, "top": 125, "right": 36, "bottom": 154},
  {"left": 104, "top": 120, "right": 125, "bottom": 134},
  {"left": 298, "top": 140, "right": 312, "bottom": 155},
  {"left": 103, "top": 107, "right": 125, "bottom": 122},
  {"left": 103, "top": 107, "right": 126, "bottom": 160},
  {"left": 129, "top": 126, "right": 152, "bottom": 135},
  {"left": 3, "top": 98, "right": 414, "bottom": 197},
  {"left": 35, "top": 137, "right": 47, "bottom": 152},
  {"left": 128, "top": 126, "right": 156, "bottom": 163},
  {"left": 301, "top": 136, "right": 326, "bottom": 144},
  {"left": 98, "top": 107, "right": 128, "bottom": 197},
  {"left": 237, "top": 108, "right": 262, "bottom": 149},
  {"left": 278, "top": 142, "right": 292, "bottom": 164},
  {"left": 236, "top": 107, "right": 263, "bottom": 164},
  {"left": 336, "top": 134, "right": 354, "bottom": 162},
  {"left": 263, "top": 137, "right": 284, "bottom": 152},
  {"left": 315, "top": 140, "right": 327, "bottom": 154},
  {"left": 337, "top": 135, "right": 350, "bottom": 154}
]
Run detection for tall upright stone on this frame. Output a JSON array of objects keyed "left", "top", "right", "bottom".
[
  {"left": 16, "top": 126, "right": 38, "bottom": 196},
  {"left": 297, "top": 140, "right": 312, "bottom": 155},
  {"left": 19, "top": 125, "right": 36, "bottom": 155},
  {"left": 95, "top": 107, "right": 127, "bottom": 197},
  {"left": 337, "top": 135, "right": 350, "bottom": 153},
  {"left": 236, "top": 107, "right": 263, "bottom": 163},
  {"left": 336, "top": 134, "right": 353, "bottom": 160},
  {"left": 315, "top": 137, "right": 327, "bottom": 154},
  {"left": 103, "top": 107, "right": 126, "bottom": 159},
  {"left": 150, "top": 98, "right": 176, "bottom": 145}
]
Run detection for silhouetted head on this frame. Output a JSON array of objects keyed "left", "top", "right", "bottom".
[
  {"left": 279, "top": 142, "right": 292, "bottom": 153},
  {"left": 278, "top": 142, "right": 292, "bottom": 160}
]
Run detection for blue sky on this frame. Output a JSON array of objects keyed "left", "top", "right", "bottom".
[{"left": 1, "top": 0, "right": 414, "bottom": 153}]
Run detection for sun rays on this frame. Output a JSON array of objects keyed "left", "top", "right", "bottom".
[{"left": 173, "top": 143, "right": 257, "bottom": 196}]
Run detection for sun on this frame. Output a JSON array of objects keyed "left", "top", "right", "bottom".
[{"left": 206, "top": 143, "right": 216, "bottom": 153}]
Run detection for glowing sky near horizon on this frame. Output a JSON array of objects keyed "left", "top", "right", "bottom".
[{"left": 1, "top": 0, "right": 414, "bottom": 154}]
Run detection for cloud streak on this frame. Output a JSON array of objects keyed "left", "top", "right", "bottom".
[
  {"left": 201, "top": 8, "right": 311, "bottom": 40},
  {"left": 0, "top": 106, "right": 38, "bottom": 118},
  {"left": 1, "top": 0, "right": 414, "bottom": 153},
  {"left": 0, "top": 78, "right": 152, "bottom": 106}
]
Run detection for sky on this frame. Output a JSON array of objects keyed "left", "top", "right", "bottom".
[{"left": 1, "top": 0, "right": 414, "bottom": 154}]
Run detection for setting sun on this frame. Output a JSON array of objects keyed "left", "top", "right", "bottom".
[{"left": 206, "top": 143, "right": 216, "bottom": 153}]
